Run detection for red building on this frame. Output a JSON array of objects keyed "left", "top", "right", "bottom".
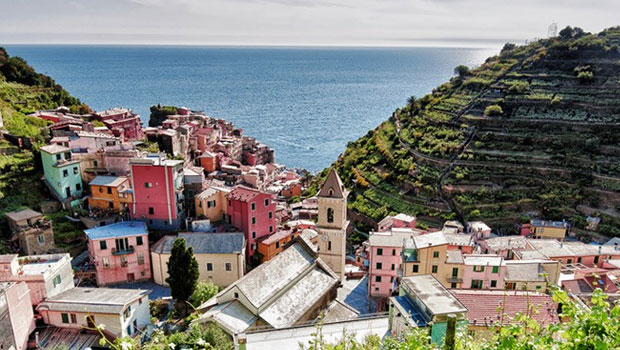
[
  {"left": 94, "top": 108, "right": 144, "bottom": 141},
  {"left": 130, "top": 157, "right": 185, "bottom": 230},
  {"left": 227, "top": 186, "right": 276, "bottom": 259}
]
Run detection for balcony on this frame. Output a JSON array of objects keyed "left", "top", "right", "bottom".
[
  {"left": 447, "top": 277, "right": 463, "bottom": 283},
  {"left": 112, "top": 245, "right": 135, "bottom": 255}
]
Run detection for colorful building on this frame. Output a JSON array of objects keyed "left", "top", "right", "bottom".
[
  {"left": 88, "top": 175, "right": 133, "bottom": 212},
  {"left": 151, "top": 233, "right": 245, "bottom": 287},
  {"left": 462, "top": 255, "right": 505, "bottom": 290},
  {"left": 528, "top": 219, "right": 570, "bottom": 239},
  {"left": 195, "top": 187, "right": 230, "bottom": 222},
  {"left": 0, "top": 282, "right": 35, "bottom": 350},
  {"left": 368, "top": 229, "right": 419, "bottom": 297},
  {"left": 389, "top": 275, "right": 467, "bottom": 344},
  {"left": 377, "top": 213, "right": 417, "bottom": 232},
  {"left": 85, "top": 221, "right": 151, "bottom": 286},
  {"left": 40, "top": 145, "right": 83, "bottom": 207},
  {"left": 0, "top": 253, "right": 75, "bottom": 306},
  {"left": 5, "top": 208, "right": 56, "bottom": 255},
  {"left": 38, "top": 287, "right": 150, "bottom": 338},
  {"left": 257, "top": 229, "right": 300, "bottom": 262},
  {"left": 130, "top": 157, "right": 185, "bottom": 230},
  {"left": 226, "top": 186, "right": 276, "bottom": 259}
]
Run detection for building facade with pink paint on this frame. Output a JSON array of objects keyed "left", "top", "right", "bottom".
[
  {"left": 377, "top": 213, "right": 417, "bottom": 232},
  {"left": 0, "top": 281, "right": 36, "bottom": 350},
  {"left": 368, "top": 229, "right": 418, "bottom": 297},
  {"left": 226, "top": 186, "right": 276, "bottom": 259},
  {"left": 85, "top": 221, "right": 151, "bottom": 286},
  {"left": 462, "top": 255, "right": 505, "bottom": 290},
  {"left": 130, "top": 157, "right": 185, "bottom": 230}
]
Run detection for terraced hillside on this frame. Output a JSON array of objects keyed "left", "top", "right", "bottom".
[
  {"left": 0, "top": 47, "right": 88, "bottom": 249},
  {"left": 317, "top": 27, "right": 620, "bottom": 237}
]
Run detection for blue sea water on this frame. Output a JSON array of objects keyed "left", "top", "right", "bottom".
[{"left": 4, "top": 45, "right": 496, "bottom": 172}]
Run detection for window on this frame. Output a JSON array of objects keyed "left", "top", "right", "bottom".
[
  {"left": 226, "top": 263, "right": 232, "bottom": 271},
  {"left": 377, "top": 248, "right": 383, "bottom": 256},
  {"left": 412, "top": 265, "right": 419, "bottom": 273},
  {"left": 506, "top": 282, "right": 516, "bottom": 290},
  {"left": 116, "top": 237, "right": 129, "bottom": 252},
  {"left": 392, "top": 249, "right": 396, "bottom": 256},
  {"left": 52, "top": 275, "right": 62, "bottom": 288},
  {"left": 474, "top": 265, "right": 485, "bottom": 272},
  {"left": 452, "top": 267, "right": 459, "bottom": 277},
  {"left": 492, "top": 266, "right": 499, "bottom": 273},
  {"left": 137, "top": 252, "right": 144, "bottom": 265},
  {"left": 376, "top": 262, "right": 383, "bottom": 270},
  {"left": 61, "top": 313, "right": 70, "bottom": 324},
  {"left": 71, "top": 313, "right": 77, "bottom": 323},
  {"left": 100, "top": 240, "right": 107, "bottom": 250},
  {"left": 264, "top": 198, "right": 269, "bottom": 206},
  {"left": 102, "top": 257, "right": 110, "bottom": 268},
  {"left": 94, "top": 160, "right": 98, "bottom": 167},
  {"left": 38, "top": 235, "right": 45, "bottom": 243},
  {"left": 64, "top": 152, "right": 71, "bottom": 160},
  {"left": 268, "top": 211, "right": 273, "bottom": 219},
  {"left": 73, "top": 167, "right": 78, "bottom": 174},
  {"left": 228, "top": 200, "right": 232, "bottom": 206},
  {"left": 56, "top": 154, "right": 62, "bottom": 161},
  {"left": 375, "top": 276, "right": 382, "bottom": 282},
  {"left": 251, "top": 202, "right": 256, "bottom": 211},
  {"left": 391, "top": 264, "right": 395, "bottom": 271},
  {"left": 433, "top": 251, "right": 439, "bottom": 258},
  {"left": 594, "top": 256, "right": 600, "bottom": 264},
  {"left": 276, "top": 242, "right": 280, "bottom": 249},
  {"left": 76, "top": 183, "right": 81, "bottom": 191},
  {"left": 206, "top": 263, "right": 213, "bottom": 271},
  {"left": 327, "top": 208, "right": 334, "bottom": 223},
  {"left": 490, "top": 280, "right": 497, "bottom": 288},
  {"left": 471, "top": 280, "right": 483, "bottom": 289},
  {"left": 107, "top": 187, "right": 112, "bottom": 194},
  {"left": 136, "top": 236, "right": 143, "bottom": 246},
  {"left": 451, "top": 283, "right": 457, "bottom": 288},
  {"left": 567, "top": 259, "right": 573, "bottom": 264},
  {"left": 328, "top": 241, "right": 332, "bottom": 251},
  {"left": 109, "top": 202, "right": 114, "bottom": 209},
  {"left": 145, "top": 182, "right": 152, "bottom": 188},
  {"left": 252, "top": 232, "right": 256, "bottom": 239},
  {"left": 234, "top": 292, "right": 239, "bottom": 298},
  {"left": 251, "top": 217, "right": 256, "bottom": 225},
  {"left": 251, "top": 243, "right": 257, "bottom": 251},
  {"left": 63, "top": 169, "right": 69, "bottom": 177},
  {"left": 269, "top": 226, "right": 273, "bottom": 233},
  {"left": 148, "top": 207, "right": 154, "bottom": 215},
  {"left": 431, "top": 265, "right": 438, "bottom": 273}
]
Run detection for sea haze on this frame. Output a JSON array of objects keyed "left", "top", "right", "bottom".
[{"left": 5, "top": 45, "right": 497, "bottom": 172}]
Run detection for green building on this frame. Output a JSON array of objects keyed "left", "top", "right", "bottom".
[{"left": 40, "top": 145, "right": 83, "bottom": 208}]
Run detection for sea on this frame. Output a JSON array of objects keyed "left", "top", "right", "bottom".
[{"left": 4, "top": 45, "right": 497, "bottom": 172}]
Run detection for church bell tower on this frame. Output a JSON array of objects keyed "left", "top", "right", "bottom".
[{"left": 316, "top": 168, "right": 349, "bottom": 280}]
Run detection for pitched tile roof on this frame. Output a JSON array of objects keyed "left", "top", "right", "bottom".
[
  {"left": 451, "top": 290, "right": 559, "bottom": 326},
  {"left": 228, "top": 186, "right": 264, "bottom": 202}
]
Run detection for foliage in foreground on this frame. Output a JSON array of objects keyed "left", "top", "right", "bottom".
[
  {"left": 302, "top": 289, "right": 620, "bottom": 350},
  {"left": 190, "top": 281, "right": 220, "bottom": 309},
  {"left": 166, "top": 238, "right": 200, "bottom": 315}
]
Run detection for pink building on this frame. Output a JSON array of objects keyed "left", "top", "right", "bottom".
[
  {"left": 0, "top": 282, "right": 35, "bottom": 350},
  {"left": 227, "top": 186, "right": 276, "bottom": 259},
  {"left": 368, "top": 229, "right": 416, "bottom": 297},
  {"left": 103, "top": 144, "right": 143, "bottom": 176},
  {"left": 85, "top": 221, "right": 151, "bottom": 286},
  {"left": 462, "top": 255, "right": 505, "bottom": 290},
  {"left": 94, "top": 108, "right": 143, "bottom": 141},
  {"left": 377, "top": 213, "right": 417, "bottom": 232},
  {"left": 130, "top": 157, "right": 185, "bottom": 230}
]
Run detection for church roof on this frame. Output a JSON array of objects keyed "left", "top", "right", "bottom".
[{"left": 318, "top": 169, "right": 347, "bottom": 199}]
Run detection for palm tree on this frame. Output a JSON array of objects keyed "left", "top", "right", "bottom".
[{"left": 407, "top": 95, "right": 417, "bottom": 108}]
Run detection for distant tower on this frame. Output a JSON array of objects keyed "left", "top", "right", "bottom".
[
  {"left": 316, "top": 168, "right": 349, "bottom": 280},
  {"left": 548, "top": 22, "right": 558, "bottom": 38}
]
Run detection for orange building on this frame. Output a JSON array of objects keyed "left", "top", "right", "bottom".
[
  {"left": 281, "top": 182, "right": 302, "bottom": 198},
  {"left": 87, "top": 175, "right": 133, "bottom": 211},
  {"left": 199, "top": 151, "right": 218, "bottom": 173},
  {"left": 256, "top": 229, "right": 300, "bottom": 262}
]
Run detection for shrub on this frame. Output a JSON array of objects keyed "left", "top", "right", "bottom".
[
  {"left": 577, "top": 70, "right": 594, "bottom": 83},
  {"left": 189, "top": 281, "right": 219, "bottom": 309},
  {"left": 507, "top": 81, "right": 529, "bottom": 94},
  {"left": 484, "top": 105, "right": 503, "bottom": 117},
  {"left": 453, "top": 65, "right": 470, "bottom": 78}
]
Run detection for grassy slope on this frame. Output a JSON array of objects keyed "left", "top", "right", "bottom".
[
  {"left": 0, "top": 48, "right": 88, "bottom": 251},
  {"left": 317, "top": 27, "right": 620, "bottom": 236}
]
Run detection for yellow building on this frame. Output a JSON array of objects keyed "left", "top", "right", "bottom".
[
  {"left": 530, "top": 219, "right": 570, "bottom": 239},
  {"left": 195, "top": 186, "right": 230, "bottom": 222},
  {"left": 87, "top": 175, "right": 132, "bottom": 211},
  {"left": 151, "top": 233, "right": 245, "bottom": 288},
  {"left": 402, "top": 231, "right": 459, "bottom": 286}
]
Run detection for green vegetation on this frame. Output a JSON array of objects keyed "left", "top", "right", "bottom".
[
  {"left": 303, "top": 288, "right": 620, "bottom": 350},
  {"left": 149, "top": 104, "right": 178, "bottom": 127},
  {"left": 312, "top": 26, "right": 620, "bottom": 235},
  {"left": 189, "top": 281, "right": 220, "bottom": 308},
  {"left": 0, "top": 47, "right": 88, "bottom": 250},
  {"left": 166, "top": 238, "right": 200, "bottom": 316}
]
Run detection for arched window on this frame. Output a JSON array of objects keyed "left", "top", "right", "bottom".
[
  {"left": 328, "top": 188, "right": 334, "bottom": 196},
  {"left": 327, "top": 208, "right": 334, "bottom": 223}
]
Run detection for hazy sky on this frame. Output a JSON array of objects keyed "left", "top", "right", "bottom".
[{"left": 1, "top": 0, "right": 620, "bottom": 47}]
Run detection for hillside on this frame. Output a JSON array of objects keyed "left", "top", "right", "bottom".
[
  {"left": 316, "top": 26, "right": 620, "bottom": 237},
  {"left": 0, "top": 47, "right": 88, "bottom": 249}
]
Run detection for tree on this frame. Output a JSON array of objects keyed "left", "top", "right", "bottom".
[
  {"left": 453, "top": 65, "right": 470, "bottom": 78},
  {"left": 189, "top": 281, "right": 219, "bottom": 308},
  {"left": 501, "top": 43, "right": 516, "bottom": 53},
  {"left": 559, "top": 26, "right": 574, "bottom": 39},
  {"left": 484, "top": 105, "right": 503, "bottom": 117},
  {"left": 166, "top": 238, "right": 199, "bottom": 316},
  {"left": 407, "top": 95, "right": 417, "bottom": 108}
]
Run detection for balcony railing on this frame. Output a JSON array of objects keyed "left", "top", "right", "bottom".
[
  {"left": 111, "top": 246, "right": 135, "bottom": 255},
  {"left": 447, "top": 277, "right": 463, "bottom": 283}
]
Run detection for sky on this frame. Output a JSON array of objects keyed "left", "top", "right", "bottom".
[{"left": 1, "top": 0, "right": 620, "bottom": 47}]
